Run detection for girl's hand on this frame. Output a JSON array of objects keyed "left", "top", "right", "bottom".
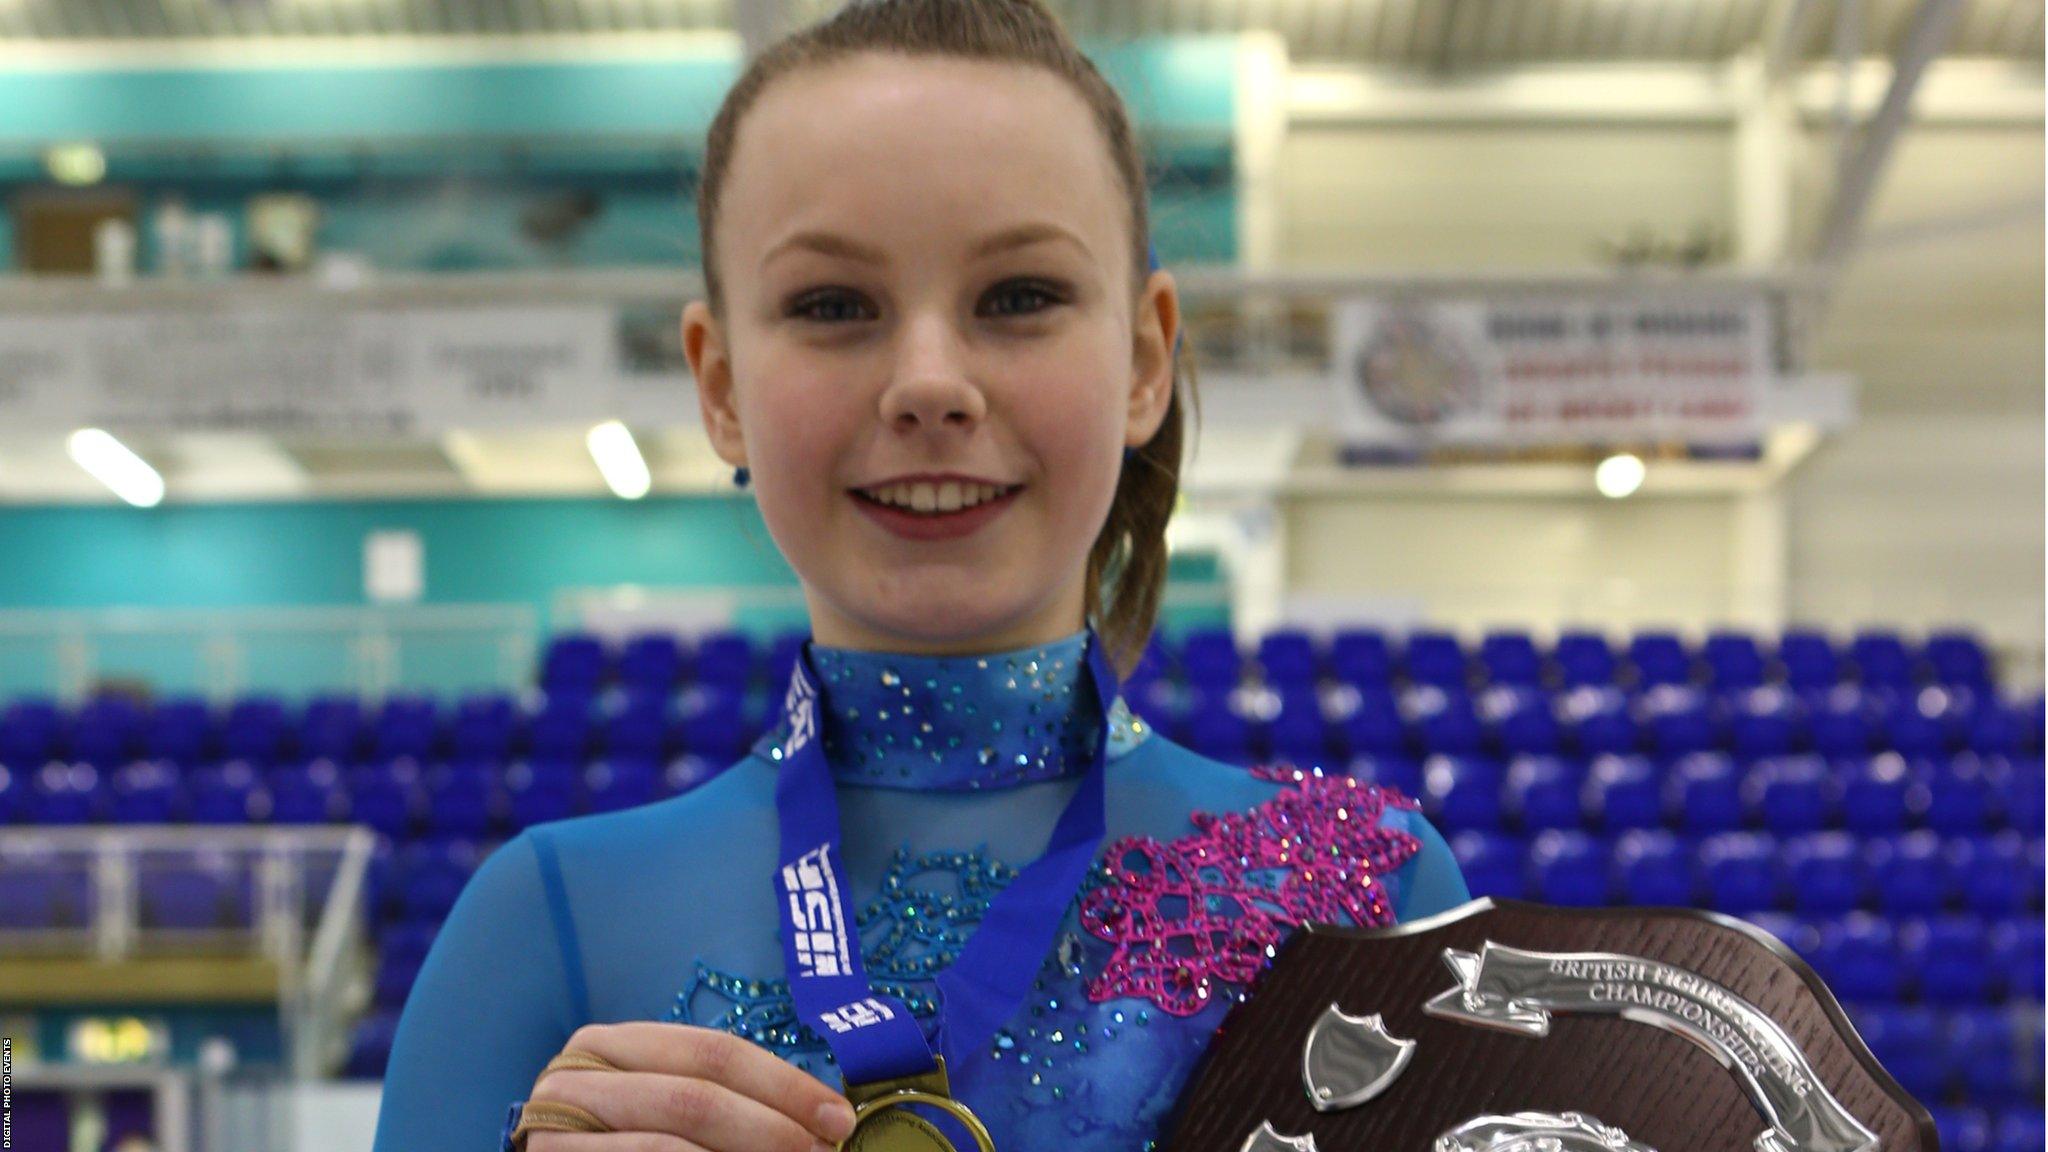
[{"left": 523, "top": 1022, "right": 858, "bottom": 1152}]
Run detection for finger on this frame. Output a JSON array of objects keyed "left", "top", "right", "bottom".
[
  {"left": 561, "top": 1023, "right": 855, "bottom": 1143},
  {"left": 535, "top": 1069, "right": 832, "bottom": 1152},
  {"left": 526, "top": 1132, "right": 708, "bottom": 1152}
]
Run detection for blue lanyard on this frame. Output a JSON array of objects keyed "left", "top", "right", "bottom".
[{"left": 772, "top": 630, "right": 1119, "bottom": 1084}]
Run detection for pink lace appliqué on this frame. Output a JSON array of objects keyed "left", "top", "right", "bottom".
[{"left": 1078, "top": 765, "right": 1423, "bottom": 1016}]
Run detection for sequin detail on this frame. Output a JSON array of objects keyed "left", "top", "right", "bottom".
[
  {"left": 676, "top": 770, "right": 1423, "bottom": 1051},
  {"left": 746, "top": 630, "right": 1152, "bottom": 791},
  {"left": 1079, "top": 765, "right": 1422, "bottom": 1015}
]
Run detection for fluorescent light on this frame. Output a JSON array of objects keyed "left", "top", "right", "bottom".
[
  {"left": 66, "top": 429, "right": 163, "bottom": 507},
  {"left": 44, "top": 143, "right": 105, "bottom": 186},
  {"left": 586, "top": 420, "right": 651, "bottom": 500},
  {"left": 1595, "top": 453, "right": 1646, "bottom": 499}
]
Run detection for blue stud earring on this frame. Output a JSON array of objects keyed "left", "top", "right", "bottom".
[{"left": 733, "top": 466, "right": 750, "bottom": 489}]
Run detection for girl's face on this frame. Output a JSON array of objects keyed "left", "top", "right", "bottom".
[{"left": 684, "top": 53, "right": 1180, "bottom": 656}]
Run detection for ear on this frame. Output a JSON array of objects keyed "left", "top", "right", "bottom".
[
  {"left": 1126, "top": 267, "right": 1180, "bottom": 449},
  {"left": 683, "top": 300, "right": 748, "bottom": 470}
]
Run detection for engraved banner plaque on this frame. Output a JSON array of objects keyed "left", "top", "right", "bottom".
[{"left": 1158, "top": 899, "right": 1936, "bottom": 1152}]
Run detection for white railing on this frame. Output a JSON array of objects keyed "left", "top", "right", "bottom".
[
  {"left": 0, "top": 825, "right": 378, "bottom": 1079},
  {"left": 0, "top": 603, "right": 538, "bottom": 703}
]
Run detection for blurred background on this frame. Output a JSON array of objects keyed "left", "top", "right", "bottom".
[{"left": 0, "top": 1, "right": 2040, "bottom": 1150}]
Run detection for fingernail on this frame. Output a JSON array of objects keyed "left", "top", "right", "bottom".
[{"left": 814, "top": 1101, "right": 857, "bottom": 1145}]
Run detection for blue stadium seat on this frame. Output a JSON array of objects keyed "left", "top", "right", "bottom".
[
  {"left": 1503, "top": 755, "right": 1581, "bottom": 832},
  {"left": 144, "top": 697, "right": 215, "bottom": 766},
  {"left": 300, "top": 694, "right": 366, "bottom": 762},
  {"left": 0, "top": 696, "right": 64, "bottom": 769},
  {"left": 1612, "top": 829, "right": 1693, "bottom": 905},
  {"left": 1335, "top": 688, "right": 1404, "bottom": 756},
  {"left": 527, "top": 693, "right": 596, "bottom": 760},
  {"left": 1558, "top": 686, "right": 1638, "bottom": 756},
  {"left": 1776, "top": 629, "right": 1839, "bottom": 691},
  {"left": 1840, "top": 753, "right": 1917, "bottom": 834},
  {"left": 1880, "top": 693, "right": 1948, "bottom": 759},
  {"left": 107, "top": 759, "right": 182, "bottom": 823},
  {"left": 1330, "top": 630, "right": 1394, "bottom": 688},
  {"left": 186, "top": 761, "right": 262, "bottom": 824},
  {"left": 505, "top": 759, "right": 578, "bottom": 828},
  {"left": 1994, "top": 1109, "right": 2046, "bottom": 1152},
  {"left": 1186, "top": 690, "right": 1255, "bottom": 765},
  {"left": 1345, "top": 753, "right": 1423, "bottom": 799},
  {"left": 1401, "top": 630, "right": 1468, "bottom": 690},
  {"left": 618, "top": 633, "right": 685, "bottom": 697},
  {"left": 1640, "top": 685, "right": 1720, "bottom": 758},
  {"left": 583, "top": 757, "right": 660, "bottom": 813},
  {"left": 2024, "top": 692, "right": 2046, "bottom": 754},
  {"left": 1448, "top": 831, "right": 1524, "bottom": 899},
  {"left": 1699, "top": 831, "right": 1781, "bottom": 913},
  {"left": 1528, "top": 830, "right": 1609, "bottom": 906},
  {"left": 1946, "top": 1007, "right": 2023, "bottom": 1105},
  {"left": 268, "top": 760, "right": 343, "bottom": 824},
  {"left": 347, "top": 759, "right": 424, "bottom": 838},
  {"left": 395, "top": 838, "right": 483, "bottom": 923},
  {"left": 1856, "top": 1006, "right": 1944, "bottom": 1105},
  {"left": 1667, "top": 752, "right": 1744, "bottom": 834},
  {"left": 1808, "top": 687, "right": 1875, "bottom": 758},
  {"left": 541, "top": 633, "right": 607, "bottom": 695},
  {"left": 1702, "top": 631, "right": 1766, "bottom": 691},
  {"left": 1849, "top": 630, "right": 1917, "bottom": 689},
  {"left": 1265, "top": 691, "right": 1330, "bottom": 767},
  {"left": 141, "top": 850, "right": 251, "bottom": 929},
  {"left": 605, "top": 693, "right": 675, "bottom": 761},
  {"left": 1989, "top": 917, "right": 2044, "bottom": 1000},
  {"left": 29, "top": 762, "right": 101, "bottom": 824},
  {"left": 374, "top": 921, "right": 438, "bottom": 1009},
  {"left": 345, "top": 1009, "right": 401, "bottom": 1079},
  {"left": 69, "top": 695, "right": 146, "bottom": 770},
  {"left": 1478, "top": 631, "right": 1544, "bottom": 687},
  {"left": 1406, "top": 685, "right": 1483, "bottom": 754},
  {"left": 0, "top": 764, "right": 22, "bottom": 824},
  {"left": 1481, "top": 686, "right": 1561, "bottom": 756},
  {"left": 1552, "top": 631, "right": 1617, "bottom": 688},
  {"left": 1810, "top": 914, "right": 1901, "bottom": 1002},
  {"left": 662, "top": 754, "right": 725, "bottom": 797},
  {"left": 1742, "top": 755, "right": 1834, "bottom": 835},
  {"left": 1866, "top": 831, "right": 1952, "bottom": 917},
  {"left": 1931, "top": 1107, "right": 1993, "bottom": 1152},
  {"left": 1967, "top": 695, "right": 2027, "bottom": 756},
  {"left": 373, "top": 695, "right": 443, "bottom": 761},
  {"left": 1924, "top": 752, "right": 1996, "bottom": 834},
  {"left": 693, "top": 631, "right": 757, "bottom": 690},
  {"left": 1781, "top": 832, "right": 1866, "bottom": 915},
  {"left": 1902, "top": 916, "right": 1990, "bottom": 1004},
  {"left": 1584, "top": 754, "right": 1661, "bottom": 831},
  {"left": 423, "top": 762, "right": 497, "bottom": 839},
  {"left": 1726, "top": 686, "right": 1801, "bottom": 761},
  {"left": 1256, "top": 630, "right": 1320, "bottom": 687},
  {"left": 223, "top": 696, "right": 291, "bottom": 763},
  {"left": 1947, "top": 832, "right": 2041, "bottom": 917},
  {"left": 1423, "top": 753, "right": 1503, "bottom": 831},
  {"left": 1179, "top": 628, "right": 1243, "bottom": 691},
  {"left": 1627, "top": 631, "right": 1694, "bottom": 688},
  {"left": 449, "top": 693, "right": 519, "bottom": 762}
]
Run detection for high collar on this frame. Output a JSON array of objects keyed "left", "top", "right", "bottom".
[{"left": 751, "top": 629, "right": 1151, "bottom": 791}]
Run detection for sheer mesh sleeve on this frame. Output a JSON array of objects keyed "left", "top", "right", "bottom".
[
  {"left": 372, "top": 831, "right": 583, "bottom": 1152},
  {"left": 1384, "top": 807, "right": 1472, "bottom": 922}
]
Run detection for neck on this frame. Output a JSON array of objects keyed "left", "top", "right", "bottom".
[
  {"left": 753, "top": 626, "right": 1151, "bottom": 791},
  {"left": 799, "top": 579, "right": 1089, "bottom": 660}
]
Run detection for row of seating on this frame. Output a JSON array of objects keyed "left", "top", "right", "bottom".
[
  {"left": 1449, "top": 827, "right": 2044, "bottom": 919},
  {"left": 3, "top": 678, "right": 2038, "bottom": 776},
  {"left": 542, "top": 626, "right": 2008, "bottom": 695},
  {"left": 7, "top": 747, "right": 2036, "bottom": 843}
]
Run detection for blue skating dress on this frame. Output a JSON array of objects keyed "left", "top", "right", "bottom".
[{"left": 371, "top": 629, "right": 1470, "bottom": 1151}]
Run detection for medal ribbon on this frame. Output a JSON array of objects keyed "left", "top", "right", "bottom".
[{"left": 773, "top": 630, "right": 1120, "bottom": 1085}]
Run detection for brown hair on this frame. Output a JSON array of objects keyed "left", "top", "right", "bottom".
[{"left": 693, "top": 0, "right": 1199, "bottom": 680}]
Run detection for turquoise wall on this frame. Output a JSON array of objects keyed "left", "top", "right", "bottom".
[{"left": 0, "top": 498, "right": 1225, "bottom": 699}]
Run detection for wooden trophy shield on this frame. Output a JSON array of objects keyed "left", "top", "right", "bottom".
[{"left": 1157, "top": 899, "right": 1938, "bottom": 1152}]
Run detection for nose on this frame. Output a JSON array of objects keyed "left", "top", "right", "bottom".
[{"left": 877, "top": 317, "right": 986, "bottom": 437}]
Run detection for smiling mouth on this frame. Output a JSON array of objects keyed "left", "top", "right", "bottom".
[{"left": 850, "top": 480, "right": 1025, "bottom": 516}]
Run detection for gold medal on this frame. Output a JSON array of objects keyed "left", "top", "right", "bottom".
[{"left": 840, "top": 1057, "right": 995, "bottom": 1152}]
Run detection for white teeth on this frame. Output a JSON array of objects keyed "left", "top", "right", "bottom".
[{"left": 862, "top": 481, "right": 1014, "bottom": 513}]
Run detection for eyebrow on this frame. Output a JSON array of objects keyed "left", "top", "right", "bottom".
[{"left": 760, "top": 221, "right": 1090, "bottom": 270}]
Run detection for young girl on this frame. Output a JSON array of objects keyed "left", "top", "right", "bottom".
[{"left": 372, "top": 3, "right": 1469, "bottom": 1149}]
